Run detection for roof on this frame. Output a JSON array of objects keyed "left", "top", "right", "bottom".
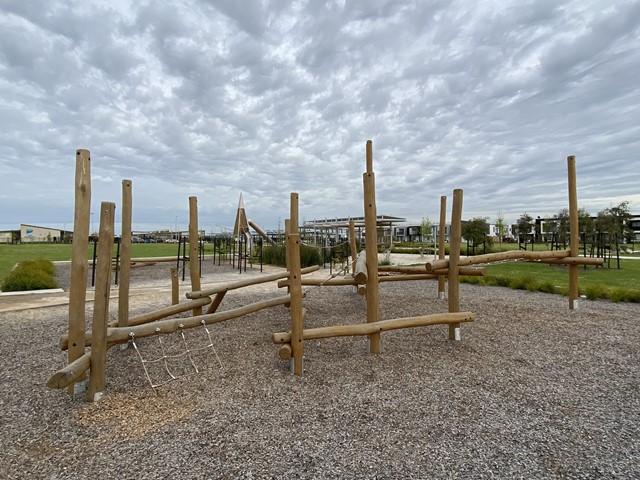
[{"left": 304, "top": 215, "right": 407, "bottom": 228}]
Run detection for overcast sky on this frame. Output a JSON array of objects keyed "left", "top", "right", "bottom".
[{"left": 1, "top": 0, "right": 639, "bottom": 234}]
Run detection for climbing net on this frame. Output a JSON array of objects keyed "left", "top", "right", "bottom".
[{"left": 129, "top": 319, "right": 222, "bottom": 390}]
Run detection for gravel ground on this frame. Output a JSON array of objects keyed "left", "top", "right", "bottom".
[{"left": 1, "top": 258, "right": 638, "bottom": 479}]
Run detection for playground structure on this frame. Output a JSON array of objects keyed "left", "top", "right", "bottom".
[{"left": 48, "top": 142, "right": 602, "bottom": 401}]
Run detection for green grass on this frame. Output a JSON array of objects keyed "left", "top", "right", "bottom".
[
  {"left": 0, "top": 243, "right": 188, "bottom": 283},
  {"left": 461, "top": 260, "right": 640, "bottom": 302}
]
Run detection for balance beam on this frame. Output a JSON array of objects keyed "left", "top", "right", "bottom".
[
  {"left": 425, "top": 250, "right": 571, "bottom": 271},
  {"left": 272, "top": 311, "right": 475, "bottom": 343}
]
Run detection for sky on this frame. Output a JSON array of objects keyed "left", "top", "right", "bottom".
[{"left": 1, "top": 0, "right": 639, "bottom": 235}]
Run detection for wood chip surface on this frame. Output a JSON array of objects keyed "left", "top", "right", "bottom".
[{"left": 1, "top": 259, "right": 638, "bottom": 479}]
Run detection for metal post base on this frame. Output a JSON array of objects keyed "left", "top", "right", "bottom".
[
  {"left": 289, "top": 357, "right": 304, "bottom": 375},
  {"left": 454, "top": 327, "right": 461, "bottom": 341}
]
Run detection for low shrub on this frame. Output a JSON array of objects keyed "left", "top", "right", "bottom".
[
  {"left": 510, "top": 275, "right": 535, "bottom": 291},
  {"left": 609, "top": 288, "right": 640, "bottom": 303},
  {"left": 536, "top": 281, "right": 558, "bottom": 294},
  {"left": 583, "top": 284, "right": 608, "bottom": 301},
  {"left": 262, "top": 245, "right": 322, "bottom": 268},
  {"left": 1, "top": 260, "right": 59, "bottom": 292},
  {"left": 485, "top": 275, "right": 511, "bottom": 288},
  {"left": 461, "top": 276, "right": 482, "bottom": 285}
]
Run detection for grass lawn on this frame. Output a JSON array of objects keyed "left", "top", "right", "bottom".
[
  {"left": 0, "top": 243, "right": 192, "bottom": 281},
  {"left": 465, "top": 259, "right": 640, "bottom": 302},
  {"left": 483, "top": 260, "right": 640, "bottom": 291}
]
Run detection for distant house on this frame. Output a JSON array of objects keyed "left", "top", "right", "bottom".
[
  {"left": 0, "top": 230, "right": 19, "bottom": 244},
  {"left": 19, "top": 224, "right": 72, "bottom": 243}
]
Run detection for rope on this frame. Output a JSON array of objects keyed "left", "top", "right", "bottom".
[{"left": 129, "top": 320, "right": 222, "bottom": 391}]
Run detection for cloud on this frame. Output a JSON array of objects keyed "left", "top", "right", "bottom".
[{"left": 0, "top": 0, "right": 638, "bottom": 234}]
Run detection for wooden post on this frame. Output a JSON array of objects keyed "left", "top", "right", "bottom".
[
  {"left": 189, "top": 196, "right": 202, "bottom": 316},
  {"left": 349, "top": 219, "right": 357, "bottom": 274},
  {"left": 171, "top": 266, "right": 179, "bottom": 305},
  {"left": 448, "top": 189, "right": 463, "bottom": 340},
  {"left": 87, "top": 201, "right": 115, "bottom": 402},
  {"left": 568, "top": 155, "right": 579, "bottom": 310},
  {"left": 68, "top": 149, "right": 91, "bottom": 394},
  {"left": 438, "top": 195, "right": 447, "bottom": 300},
  {"left": 285, "top": 219, "right": 291, "bottom": 272},
  {"left": 289, "top": 193, "right": 304, "bottom": 375},
  {"left": 363, "top": 140, "right": 380, "bottom": 353},
  {"left": 118, "top": 179, "right": 132, "bottom": 327}
]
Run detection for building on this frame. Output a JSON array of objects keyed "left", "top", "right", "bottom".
[
  {"left": 19, "top": 224, "right": 72, "bottom": 243},
  {"left": 303, "top": 215, "right": 406, "bottom": 247}
]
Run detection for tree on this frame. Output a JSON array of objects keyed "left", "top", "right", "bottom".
[
  {"left": 553, "top": 209, "right": 570, "bottom": 246},
  {"left": 495, "top": 211, "right": 506, "bottom": 251},
  {"left": 553, "top": 207, "right": 593, "bottom": 246},
  {"left": 517, "top": 213, "right": 534, "bottom": 244},
  {"left": 542, "top": 217, "right": 555, "bottom": 243},
  {"left": 462, "top": 217, "right": 489, "bottom": 253},
  {"left": 420, "top": 217, "right": 433, "bottom": 243},
  {"left": 596, "top": 201, "right": 633, "bottom": 243}
]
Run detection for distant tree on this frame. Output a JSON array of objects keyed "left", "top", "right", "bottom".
[
  {"left": 495, "top": 211, "right": 506, "bottom": 251},
  {"left": 420, "top": 217, "right": 433, "bottom": 243},
  {"left": 462, "top": 217, "right": 489, "bottom": 252},
  {"left": 578, "top": 207, "right": 594, "bottom": 238},
  {"left": 554, "top": 209, "right": 570, "bottom": 246},
  {"left": 596, "top": 201, "right": 633, "bottom": 243},
  {"left": 553, "top": 207, "right": 593, "bottom": 245},
  {"left": 517, "top": 213, "right": 534, "bottom": 243}
]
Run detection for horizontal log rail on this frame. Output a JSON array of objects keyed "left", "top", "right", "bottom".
[
  {"left": 533, "top": 256, "right": 605, "bottom": 266},
  {"left": 112, "top": 256, "right": 181, "bottom": 264},
  {"left": 379, "top": 265, "right": 485, "bottom": 276},
  {"left": 272, "top": 311, "right": 475, "bottom": 344},
  {"left": 107, "top": 295, "right": 292, "bottom": 344},
  {"left": 278, "top": 269, "right": 485, "bottom": 288},
  {"left": 425, "top": 250, "right": 572, "bottom": 272},
  {"left": 187, "top": 266, "right": 319, "bottom": 299}
]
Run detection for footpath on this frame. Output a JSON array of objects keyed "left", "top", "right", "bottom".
[{"left": 0, "top": 253, "right": 431, "bottom": 314}]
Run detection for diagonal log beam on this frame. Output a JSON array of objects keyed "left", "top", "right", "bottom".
[
  {"left": 187, "top": 266, "right": 319, "bottom": 299},
  {"left": 107, "top": 295, "right": 292, "bottom": 344}
]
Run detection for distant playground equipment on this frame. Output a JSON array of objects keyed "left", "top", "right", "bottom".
[{"left": 48, "top": 143, "right": 602, "bottom": 401}]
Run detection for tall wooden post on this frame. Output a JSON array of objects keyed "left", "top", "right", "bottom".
[
  {"left": 68, "top": 149, "right": 91, "bottom": 394},
  {"left": 438, "top": 195, "right": 447, "bottom": 300},
  {"left": 118, "top": 179, "right": 132, "bottom": 327},
  {"left": 87, "top": 202, "right": 115, "bottom": 402},
  {"left": 289, "top": 193, "right": 304, "bottom": 375},
  {"left": 363, "top": 140, "right": 380, "bottom": 353},
  {"left": 189, "top": 196, "right": 202, "bottom": 316},
  {"left": 349, "top": 219, "right": 357, "bottom": 274},
  {"left": 285, "top": 219, "right": 291, "bottom": 272},
  {"left": 448, "top": 189, "right": 463, "bottom": 340},
  {"left": 568, "top": 156, "right": 579, "bottom": 310}
]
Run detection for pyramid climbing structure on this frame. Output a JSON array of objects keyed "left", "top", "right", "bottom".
[{"left": 233, "top": 193, "right": 250, "bottom": 239}]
